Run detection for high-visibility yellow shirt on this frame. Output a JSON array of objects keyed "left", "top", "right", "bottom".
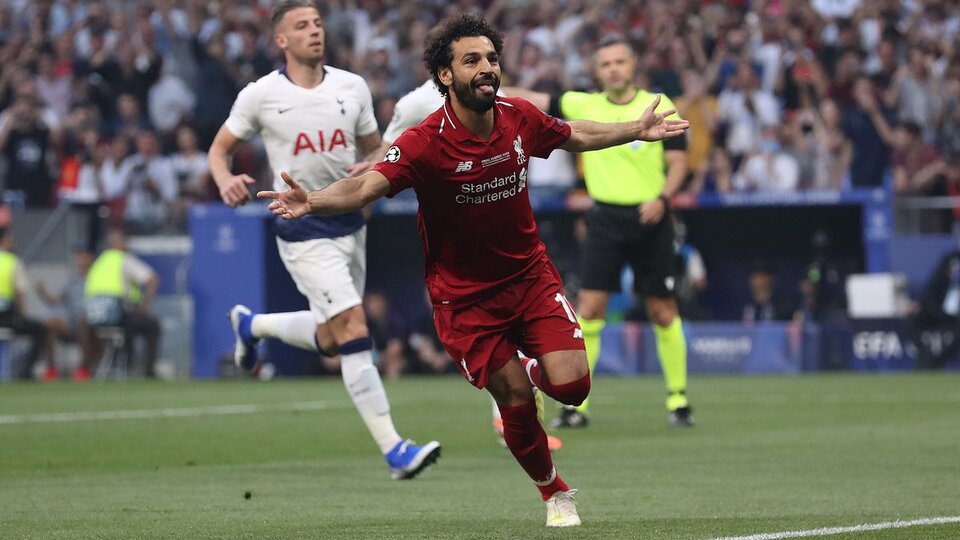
[
  {"left": 85, "top": 249, "right": 141, "bottom": 302},
  {"left": 0, "top": 251, "right": 18, "bottom": 303},
  {"left": 558, "top": 89, "right": 681, "bottom": 205}
]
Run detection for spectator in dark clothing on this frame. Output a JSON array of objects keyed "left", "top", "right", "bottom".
[
  {"left": 192, "top": 35, "right": 239, "bottom": 147},
  {"left": 870, "top": 38, "right": 900, "bottom": 97},
  {"left": 842, "top": 77, "right": 894, "bottom": 188},
  {"left": 891, "top": 121, "right": 941, "bottom": 194},
  {"left": 798, "top": 230, "right": 847, "bottom": 322},
  {"left": 915, "top": 247, "right": 960, "bottom": 369},
  {"left": 924, "top": 152, "right": 960, "bottom": 234},
  {"left": 742, "top": 260, "right": 794, "bottom": 324},
  {"left": 101, "top": 44, "right": 162, "bottom": 116},
  {"left": 105, "top": 93, "right": 152, "bottom": 140},
  {"left": 234, "top": 23, "right": 276, "bottom": 87},
  {"left": 0, "top": 95, "right": 55, "bottom": 207},
  {"left": 74, "top": 29, "right": 120, "bottom": 122}
]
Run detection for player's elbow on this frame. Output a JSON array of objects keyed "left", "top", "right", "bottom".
[
  {"left": 357, "top": 174, "right": 390, "bottom": 207},
  {"left": 560, "top": 134, "right": 588, "bottom": 153}
]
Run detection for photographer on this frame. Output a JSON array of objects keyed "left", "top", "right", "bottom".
[{"left": 0, "top": 93, "right": 57, "bottom": 208}]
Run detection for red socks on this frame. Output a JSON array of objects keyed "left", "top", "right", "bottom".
[
  {"left": 498, "top": 401, "right": 569, "bottom": 500},
  {"left": 520, "top": 357, "right": 591, "bottom": 406}
]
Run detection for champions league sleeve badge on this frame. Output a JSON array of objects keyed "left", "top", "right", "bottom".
[{"left": 384, "top": 145, "right": 402, "bottom": 163}]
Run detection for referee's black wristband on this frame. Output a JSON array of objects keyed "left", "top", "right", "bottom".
[{"left": 658, "top": 194, "right": 671, "bottom": 208}]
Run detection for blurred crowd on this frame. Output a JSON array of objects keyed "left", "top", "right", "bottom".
[{"left": 0, "top": 0, "right": 959, "bottom": 237}]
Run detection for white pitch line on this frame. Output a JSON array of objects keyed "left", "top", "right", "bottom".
[
  {"left": 707, "top": 516, "right": 960, "bottom": 540},
  {"left": 0, "top": 400, "right": 348, "bottom": 425}
]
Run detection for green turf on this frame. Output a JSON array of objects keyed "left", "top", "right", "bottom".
[{"left": 1, "top": 373, "right": 958, "bottom": 539}]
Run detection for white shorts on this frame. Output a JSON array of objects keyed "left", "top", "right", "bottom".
[{"left": 276, "top": 226, "right": 366, "bottom": 324}]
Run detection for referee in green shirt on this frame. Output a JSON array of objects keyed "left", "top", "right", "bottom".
[{"left": 506, "top": 35, "right": 693, "bottom": 428}]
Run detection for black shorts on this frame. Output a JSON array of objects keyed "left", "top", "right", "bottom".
[{"left": 580, "top": 202, "right": 677, "bottom": 297}]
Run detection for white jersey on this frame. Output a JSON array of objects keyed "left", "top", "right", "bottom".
[
  {"left": 225, "top": 66, "right": 379, "bottom": 193},
  {"left": 382, "top": 80, "right": 444, "bottom": 143}
]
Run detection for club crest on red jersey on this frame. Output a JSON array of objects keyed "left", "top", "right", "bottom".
[{"left": 514, "top": 135, "right": 526, "bottom": 164}]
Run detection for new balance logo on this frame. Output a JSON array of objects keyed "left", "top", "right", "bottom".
[
  {"left": 455, "top": 161, "right": 473, "bottom": 173},
  {"left": 573, "top": 328, "right": 583, "bottom": 339}
]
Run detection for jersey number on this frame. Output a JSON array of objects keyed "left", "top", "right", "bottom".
[{"left": 554, "top": 293, "right": 577, "bottom": 323}]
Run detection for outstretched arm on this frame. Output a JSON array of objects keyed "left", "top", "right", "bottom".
[
  {"left": 561, "top": 94, "right": 689, "bottom": 153},
  {"left": 257, "top": 170, "right": 391, "bottom": 220}
]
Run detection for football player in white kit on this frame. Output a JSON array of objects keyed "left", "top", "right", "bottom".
[
  {"left": 378, "top": 79, "right": 564, "bottom": 452},
  {"left": 208, "top": 0, "right": 440, "bottom": 480}
]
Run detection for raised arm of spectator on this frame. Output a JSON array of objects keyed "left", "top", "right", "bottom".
[
  {"left": 208, "top": 126, "right": 257, "bottom": 207},
  {"left": 909, "top": 158, "right": 948, "bottom": 193},
  {"left": 855, "top": 82, "right": 895, "bottom": 147},
  {"left": 685, "top": 21, "right": 709, "bottom": 71},
  {"left": 702, "top": 42, "right": 727, "bottom": 93}
]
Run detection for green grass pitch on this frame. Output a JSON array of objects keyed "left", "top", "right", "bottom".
[{"left": 1, "top": 373, "right": 958, "bottom": 539}]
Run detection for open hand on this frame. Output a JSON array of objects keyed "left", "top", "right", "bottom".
[
  {"left": 257, "top": 172, "right": 310, "bottom": 220},
  {"left": 637, "top": 94, "right": 691, "bottom": 142}
]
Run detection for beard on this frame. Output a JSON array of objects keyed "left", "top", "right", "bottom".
[{"left": 452, "top": 72, "right": 500, "bottom": 113}]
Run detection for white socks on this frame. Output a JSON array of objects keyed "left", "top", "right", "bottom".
[
  {"left": 250, "top": 314, "right": 402, "bottom": 455},
  {"left": 250, "top": 311, "right": 319, "bottom": 351},
  {"left": 340, "top": 350, "right": 402, "bottom": 454}
]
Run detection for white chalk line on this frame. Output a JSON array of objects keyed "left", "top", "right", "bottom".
[
  {"left": 707, "top": 516, "right": 960, "bottom": 540},
  {"left": 0, "top": 400, "right": 350, "bottom": 425}
]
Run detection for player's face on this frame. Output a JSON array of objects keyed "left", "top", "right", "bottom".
[
  {"left": 274, "top": 7, "right": 325, "bottom": 65},
  {"left": 443, "top": 36, "right": 501, "bottom": 113},
  {"left": 594, "top": 43, "right": 636, "bottom": 93}
]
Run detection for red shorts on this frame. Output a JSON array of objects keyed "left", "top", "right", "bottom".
[{"left": 433, "top": 255, "right": 584, "bottom": 388}]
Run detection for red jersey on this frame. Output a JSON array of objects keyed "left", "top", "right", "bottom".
[{"left": 373, "top": 97, "right": 572, "bottom": 306}]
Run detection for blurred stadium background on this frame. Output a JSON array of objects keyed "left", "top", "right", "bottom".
[{"left": 0, "top": 0, "right": 958, "bottom": 538}]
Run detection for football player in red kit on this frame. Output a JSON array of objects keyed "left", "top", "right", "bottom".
[{"left": 258, "top": 14, "right": 689, "bottom": 527}]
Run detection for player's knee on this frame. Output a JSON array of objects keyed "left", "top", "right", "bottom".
[
  {"left": 331, "top": 307, "right": 369, "bottom": 344},
  {"left": 647, "top": 299, "right": 678, "bottom": 327},
  {"left": 488, "top": 380, "right": 536, "bottom": 408},
  {"left": 577, "top": 291, "right": 609, "bottom": 320},
  {"left": 577, "top": 304, "right": 605, "bottom": 321},
  {"left": 552, "top": 373, "right": 591, "bottom": 407}
]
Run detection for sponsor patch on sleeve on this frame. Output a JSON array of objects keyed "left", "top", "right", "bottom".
[{"left": 384, "top": 145, "right": 402, "bottom": 163}]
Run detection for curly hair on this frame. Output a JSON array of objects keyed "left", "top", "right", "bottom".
[{"left": 422, "top": 14, "right": 504, "bottom": 97}]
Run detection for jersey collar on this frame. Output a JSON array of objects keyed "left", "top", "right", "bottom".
[
  {"left": 440, "top": 98, "right": 506, "bottom": 144},
  {"left": 278, "top": 64, "right": 329, "bottom": 86}
]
